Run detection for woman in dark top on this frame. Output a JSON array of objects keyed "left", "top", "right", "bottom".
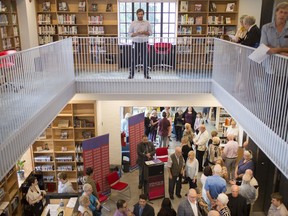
[
  {"left": 144, "top": 111, "right": 151, "bottom": 137},
  {"left": 183, "top": 107, "right": 197, "bottom": 132},
  {"left": 150, "top": 110, "right": 159, "bottom": 142},
  {"left": 174, "top": 108, "right": 184, "bottom": 142},
  {"left": 157, "top": 198, "right": 177, "bottom": 216}
]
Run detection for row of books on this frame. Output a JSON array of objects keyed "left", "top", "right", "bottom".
[
  {"left": 179, "top": 15, "right": 203, "bottom": 25},
  {"left": 207, "top": 26, "right": 236, "bottom": 35},
  {"left": 2, "top": 38, "right": 12, "bottom": 50},
  {"left": 38, "top": 14, "right": 51, "bottom": 25},
  {"left": 41, "top": 1, "right": 111, "bottom": 12},
  {"left": 88, "top": 15, "right": 103, "bottom": 25},
  {"left": 208, "top": 16, "right": 232, "bottom": 25},
  {"left": 180, "top": 1, "right": 236, "bottom": 12},
  {"left": 57, "top": 14, "right": 76, "bottom": 25},
  {"left": 0, "top": 26, "right": 18, "bottom": 38},
  {"left": 58, "top": 26, "right": 78, "bottom": 35},
  {"left": 39, "top": 35, "right": 54, "bottom": 45},
  {"left": 38, "top": 25, "right": 56, "bottom": 35},
  {"left": 88, "top": 26, "right": 105, "bottom": 35},
  {"left": 180, "top": 1, "right": 203, "bottom": 12},
  {"left": 57, "top": 165, "right": 73, "bottom": 171},
  {"left": 178, "top": 26, "right": 203, "bottom": 35}
]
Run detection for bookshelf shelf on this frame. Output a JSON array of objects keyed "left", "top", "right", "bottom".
[
  {"left": 36, "top": 0, "right": 118, "bottom": 45},
  {"left": 0, "top": 0, "right": 21, "bottom": 51},
  {"left": 31, "top": 101, "right": 96, "bottom": 193}
]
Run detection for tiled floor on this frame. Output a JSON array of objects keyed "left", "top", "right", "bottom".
[{"left": 100, "top": 117, "right": 266, "bottom": 215}]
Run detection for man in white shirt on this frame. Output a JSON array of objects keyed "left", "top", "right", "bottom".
[
  {"left": 225, "top": 121, "right": 239, "bottom": 139},
  {"left": 193, "top": 124, "right": 209, "bottom": 171},
  {"left": 57, "top": 172, "right": 75, "bottom": 193},
  {"left": 177, "top": 188, "right": 202, "bottom": 216},
  {"left": 128, "top": 8, "right": 152, "bottom": 79}
]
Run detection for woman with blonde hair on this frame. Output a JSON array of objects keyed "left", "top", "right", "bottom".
[
  {"left": 185, "top": 151, "right": 199, "bottom": 189},
  {"left": 183, "top": 123, "right": 194, "bottom": 147},
  {"left": 149, "top": 110, "right": 159, "bottom": 142},
  {"left": 78, "top": 195, "right": 93, "bottom": 216},
  {"left": 231, "top": 15, "right": 248, "bottom": 42}
]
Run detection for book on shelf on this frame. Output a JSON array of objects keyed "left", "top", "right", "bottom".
[
  {"left": 225, "top": 17, "right": 231, "bottom": 24},
  {"left": 194, "top": 4, "right": 202, "bottom": 12},
  {"left": 106, "top": 3, "right": 112, "bottom": 12},
  {"left": 0, "top": 2, "right": 7, "bottom": 12},
  {"left": 196, "top": 26, "right": 202, "bottom": 34},
  {"left": 209, "top": 2, "right": 217, "bottom": 12},
  {"left": 42, "top": 2, "right": 51, "bottom": 12},
  {"left": 78, "top": 1, "right": 86, "bottom": 12},
  {"left": 195, "top": 16, "right": 203, "bottom": 25},
  {"left": 58, "top": 2, "right": 68, "bottom": 11},
  {"left": 226, "top": 3, "right": 235, "bottom": 12},
  {"left": 91, "top": 3, "right": 98, "bottom": 12},
  {"left": 180, "top": 1, "right": 188, "bottom": 12}
]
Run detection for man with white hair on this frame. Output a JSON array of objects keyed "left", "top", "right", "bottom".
[
  {"left": 240, "top": 15, "right": 261, "bottom": 47},
  {"left": 205, "top": 164, "right": 227, "bottom": 209},
  {"left": 193, "top": 124, "right": 209, "bottom": 171},
  {"left": 239, "top": 173, "right": 256, "bottom": 214},
  {"left": 167, "top": 146, "right": 185, "bottom": 200},
  {"left": 222, "top": 134, "right": 238, "bottom": 182},
  {"left": 177, "top": 188, "right": 203, "bottom": 216},
  {"left": 216, "top": 193, "right": 231, "bottom": 216},
  {"left": 227, "top": 185, "right": 248, "bottom": 216}
]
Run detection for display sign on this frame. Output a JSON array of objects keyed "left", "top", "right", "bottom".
[{"left": 82, "top": 134, "right": 110, "bottom": 192}]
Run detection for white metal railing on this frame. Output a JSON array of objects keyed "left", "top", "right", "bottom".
[
  {"left": 212, "top": 38, "right": 288, "bottom": 178},
  {"left": 0, "top": 39, "right": 75, "bottom": 179},
  {"left": 73, "top": 37, "right": 213, "bottom": 78}
]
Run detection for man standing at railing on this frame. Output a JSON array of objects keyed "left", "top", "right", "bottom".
[
  {"left": 260, "top": 2, "right": 288, "bottom": 140},
  {"left": 260, "top": 2, "right": 288, "bottom": 55},
  {"left": 128, "top": 8, "right": 152, "bottom": 79}
]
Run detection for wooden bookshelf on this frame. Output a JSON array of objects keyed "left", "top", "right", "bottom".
[
  {"left": 36, "top": 0, "right": 118, "bottom": 45},
  {"left": 0, "top": 167, "right": 22, "bottom": 215},
  {"left": 0, "top": 0, "right": 21, "bottom": 51},
  {"left": 31, "top": 101, "right": 96, "bottom": 193},
  {"left": 177, "top": 0, "right": 238, "bottom": 37}
]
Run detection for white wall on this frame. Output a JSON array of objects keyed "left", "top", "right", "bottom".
[
  {"left": 72, "top": 94, "right": 221, "bottom": 165},
  {"left": 17, "top": 0, "right": 38, "bottom": 49},
  {"left": 239, "top": 0, "right": 263, "bottom": 27}
]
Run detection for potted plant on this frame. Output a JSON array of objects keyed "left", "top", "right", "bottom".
[{"left": 16, "top": 160, "right": 26, "bottom": 180}]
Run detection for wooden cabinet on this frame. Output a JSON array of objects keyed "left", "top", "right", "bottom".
[
  {"left": 0, "top": 167, "right": 21, "bottom": 215},
  {"left": 35, "top": 0, "right": 118, "bottom": 45},
  {"left": 31, "top": 101, "right": 96, "bottom": 193},
  {"left": 0, "top": 0, "right": 21, "bottom": 51},
  {"left": 177, "top": 0, "right": 238, "bottom": 37}
]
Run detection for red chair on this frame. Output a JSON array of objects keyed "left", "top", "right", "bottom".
[
  {"left": 153, "top": 42, "right": 173, "bottom": 70},
  {"left": 96, "top": 182, "right": 111, "bottom": 211},
  {"left": 0, "top": 50, "right": 19, "bottom": 92},
  {"left": 107, "top": 171, "right": 131, "bottom": 200},
  {"left": 156, "top": 147, "right": 169, "bottom": 163}
]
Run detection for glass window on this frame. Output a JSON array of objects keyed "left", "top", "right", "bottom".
[{"left": 118, "top": 2, "right": 177, "bottom": 39}]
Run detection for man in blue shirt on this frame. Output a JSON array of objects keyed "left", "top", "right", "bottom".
[
  {"left": 205, "top": 164, "right": 227, "bottom": 209},
  {"left": 260, "top": 2, "right": 288, "bottom": 55}
]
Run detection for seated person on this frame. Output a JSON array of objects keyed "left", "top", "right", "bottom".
[
  {"left": 26, "top": 176, "right": 46, "bottom": 215},
  {"left": 239, "top": 16, "right": 261, "bottom": 48},
  {"left": 82, "top": 183, "right": 102, "bottom": 216},
  {"left": 78, "top": 195, "right": 93, "bottom": 216},
  {"left": 57, "top": 172, "right": 76, "bottom": 193}
]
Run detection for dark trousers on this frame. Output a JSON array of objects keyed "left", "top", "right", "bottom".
[
  {"left": 138, "top": 165, "right": 144, "bottom": 186},
  {"left": 187, "top": 177, "right": 197, "bottom": 189},
  {"left": 130, "top": 42, "right": 149, "bottom": 77},
  {"left": 196, "top": 150, "right": 205, "bottom": 171},
  {"left": 169, "top": 174, "right": 182, "bottom": 196},
  {"left": 175, "top": 126, "right": 183, "bottom": 141},
  {"left": 31, "top": 200, "right": 43, "bottom": 216}
]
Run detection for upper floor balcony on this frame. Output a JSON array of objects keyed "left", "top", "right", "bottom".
[{"left": 0, "top": 37, "right": 287, "bottom": 180}]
